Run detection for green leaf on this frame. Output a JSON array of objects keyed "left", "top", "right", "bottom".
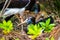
[
  {"left": 27, "top": 25, "right": 36, "bottom": 35},
  {"left": 1, "top": 20, "right": 13, "bottom": 34},
  {"left": 49, "top": 24, "right": 55, "bottom": 27},
  {"left": 37, "top": 23, "right": 40, "bottom": 28},
  {"left": 28, "top": 24, "right": 34, "bottom": 30},
  {"left": 49, "top": 24, "right": 55, "bottom": 30},
  {"left": 37, "top": 28, "right": 42, "bottom": 35},
  {"left": 45, "top": 37, "right": 49, "bottom": 40},
  {"left": 3, "top": 20, "right": 7, "bottom": 26},
  {"left": 50, "top": 36, "right": 54, "bottom": 40},
  {"left": 15, "top": 38, "right": 19, "bottom": 40},
  {"left": 27, "top": 23, "right": 42, "bottom": 38},
  {"left": 7, "top": 20, "right": 12, "bottom": 26},
  {"left": 27, "top": 28, "right": 35, "bottom": 35},
  {"left": 34, "top": 24, "right": 38, "bottom": 32},
  {"left": 46, "top": 18, "right": 50, "bottom": 26},
  {"left": 40, "top": 22, "right": 45, "bottom": 28},
  {"left": 0, "top": 23, "right": 3, "bottom": 28}
]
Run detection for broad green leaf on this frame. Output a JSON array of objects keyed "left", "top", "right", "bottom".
[
  {"left": 3, "top": 20, "right": 7, "bottom": 26},
  {"left": 34, "top": 24, "right": 38, "bottom": 32},
  {"left": 1, "top": 20, "right": 13, "bottom": 34},
  {"left": 49, "top": 24, "right": 55, "bottom": 27},
  {"left": 46, "top": 18, "right": 50, "bottom": 26},
  {"left": 27, "top": 27, "right": 36, "bottom": 35},
  {"left": 40, "top": 22, "right": 45, "bottom": 28},
  {"left": 7, "top": 20, "right": 12, "bottom": 26},
  {"left": 49, "top": 24, "right": 55, "bottom": 30},
  {"left": 9, "top": 24, "right": 13, "bottom": 28},
  {"left": 37, "top": 23, "right": 40, "bottom": 28},
  {"left": 27, "top": 24, "right": 42, "bottom": 37},
  {"left": 37, "top": 28, "right": 42, "bottom": 35},
  {"left": 28, "top": 24, "right": 34, "bottom": 30}
]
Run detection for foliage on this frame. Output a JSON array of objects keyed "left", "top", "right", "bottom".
[
  {"left": 27, "top": 24, "right": 42, "bottom": 39},
  {"left": 54, "top": 0, "right": 60, "bottom": 11},
  {"left": 50, "top": 36, "right": 54, "bottom": 40},
  {"left": 40, "top": 4, "right": 45, "bottom": 11},
  {"left": 15, "top": 38, "right": 19, "bottom": 40},
  {"left": 45, "top": 37, "right": 49, "bottom": 40},
  {"left": 0, "top": 37, "right": 5, "bottom": 40},
  {"left": 45, "top": 36, "right": 54, "bottom": 40},
  {"left": 40, "top": 18, "right": 55, "bottom": 33},
  {"left": 0, "top": 20, "right": 13, "bottom": 34}
]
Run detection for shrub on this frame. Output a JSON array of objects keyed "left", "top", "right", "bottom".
[
  {"left": 27, "top": 24, "right": 42, "bottom": 39},
  {"left": 40, "top": 18, "right": 55, "bottom": 33},
  {"left": 0, "top": 20, "right": 13, "bottom": 34}
]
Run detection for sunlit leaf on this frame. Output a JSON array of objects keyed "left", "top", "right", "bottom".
[
  {"left": 3, "top": 20, "right": 7, "bottom": 26},
  {"left": 46, "top": 18, "right": 50, "bottom": 26},
  {"left": 50, "top": 36, "right": 54, "bottom": 40},
  {"left": 0, "top": 20, "right": 13, "bottom": 34},
  {"left": 49, "top": 24, "right": 55, "bottom": 27},
  {"left": 40, "top": 22, "right": 45, "bottom": 28},
  {"left": 45, "top": 37, "right": 49, "bottom": 40},
  {"left": 15, "top": 38, "right": 19, "bottom": 40}
]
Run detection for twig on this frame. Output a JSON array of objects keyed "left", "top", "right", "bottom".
[
  {"left": 1, "top": 0, "right": 9, "bottom": 15},
  {"left": 4, "top": 0, "right": 11, "bottom": 13},
  {"left": 0, "top": 0, "right": 11, "bottom": 17}
]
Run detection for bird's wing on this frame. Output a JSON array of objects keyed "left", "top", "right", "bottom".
[
  {"left": 19, "top": 8, "right": 25, "bottom": 16},
  {"left": 3, "top": 8, "right": 20, "bottom": 16},
  {"left": 3, "top": 8, "right": 25, "bottom": 17}
]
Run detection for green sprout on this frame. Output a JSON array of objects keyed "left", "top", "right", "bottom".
[
  {"left": 15, "top": 38, "right": 19, "bottom": 40},
  {"left": 46, "top": 36, "right": 54, "bottom": 40},
  {"left": 0, "top": 20, "right": 13, "bottom": 34},
  {"left": 40, "top": 18, "right": 55, "bottom": 33},
  {"left": 27, "top": 24, "right": 42, "bottom": 39}
]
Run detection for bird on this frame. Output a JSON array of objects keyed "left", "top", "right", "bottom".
[
  {"left": 18, "top": 16, "right": 54, "bottom": 33},
  {"left": 18, "top": 16, "right": 54, "bottom": 26},
  {"left": 2, "top": 0, "right": 30, "bottom": 19},
  {"left": 0, "top": 0, "right": 37, "bottom": 21},
  {"left": 36, "top": 16, "right": 54, "bottom": 24}
]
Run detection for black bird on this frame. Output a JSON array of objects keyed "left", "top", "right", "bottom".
[
  {"left": 0, "top": 0, "right": 39, "bottom": 21},
  {"left": 19, "top": 16, "right": 54, "bottom": 25},
  {"left": 36, "top": 16, "right": 54, "bottom": 24},
  {"left": 20, "top": 16, "right": 54, "bottom": 33}
]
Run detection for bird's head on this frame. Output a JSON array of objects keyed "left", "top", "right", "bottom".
[{"left": 18, "top": 17, "right": 35, "bottom": 26}]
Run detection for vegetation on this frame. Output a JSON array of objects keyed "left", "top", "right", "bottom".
[
  {"left": 0, "top": 20, "right": 13, "bottom": 34},
  {"left": 27, "top": 24, "right": 42, "bottom": 39},
  {"left": 0, "top": 37, "right": 5, "bottom": 40},
  {"left": 40, "top": 18, "right": 55, "bottom": 33},
  {"left": 0, "top": 0, "right": 60, "bottom": 40},
  {"left": 15, "top": 38, "right": 19, "bottom": 40},
  {"left": 27, "top": 18, "right": 55, "bottom": 39},
  {"left": 46, "top": 36, "right": 54, "bottom": 40}
]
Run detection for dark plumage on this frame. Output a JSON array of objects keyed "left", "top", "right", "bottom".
[
  {"left": 0, "top": 0, "right": 37, "bottom": 21},
  {"left": 26, "top": 17, "right": 35, "bottom": 25},
  {"left": 25, "top": 16, "right": 54, "bottom": 25},
  {"left": 23, "top": 16, "right": 54, "bottom": 33},
  {"left": 36, "top": 16, "right": 54, "bottom": 24},
  {"left": 5, "top": 15, "right": 14, "bottom": 21},
  {"left": 0, "top": 0, "right": 36, "bottom": 10}
]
